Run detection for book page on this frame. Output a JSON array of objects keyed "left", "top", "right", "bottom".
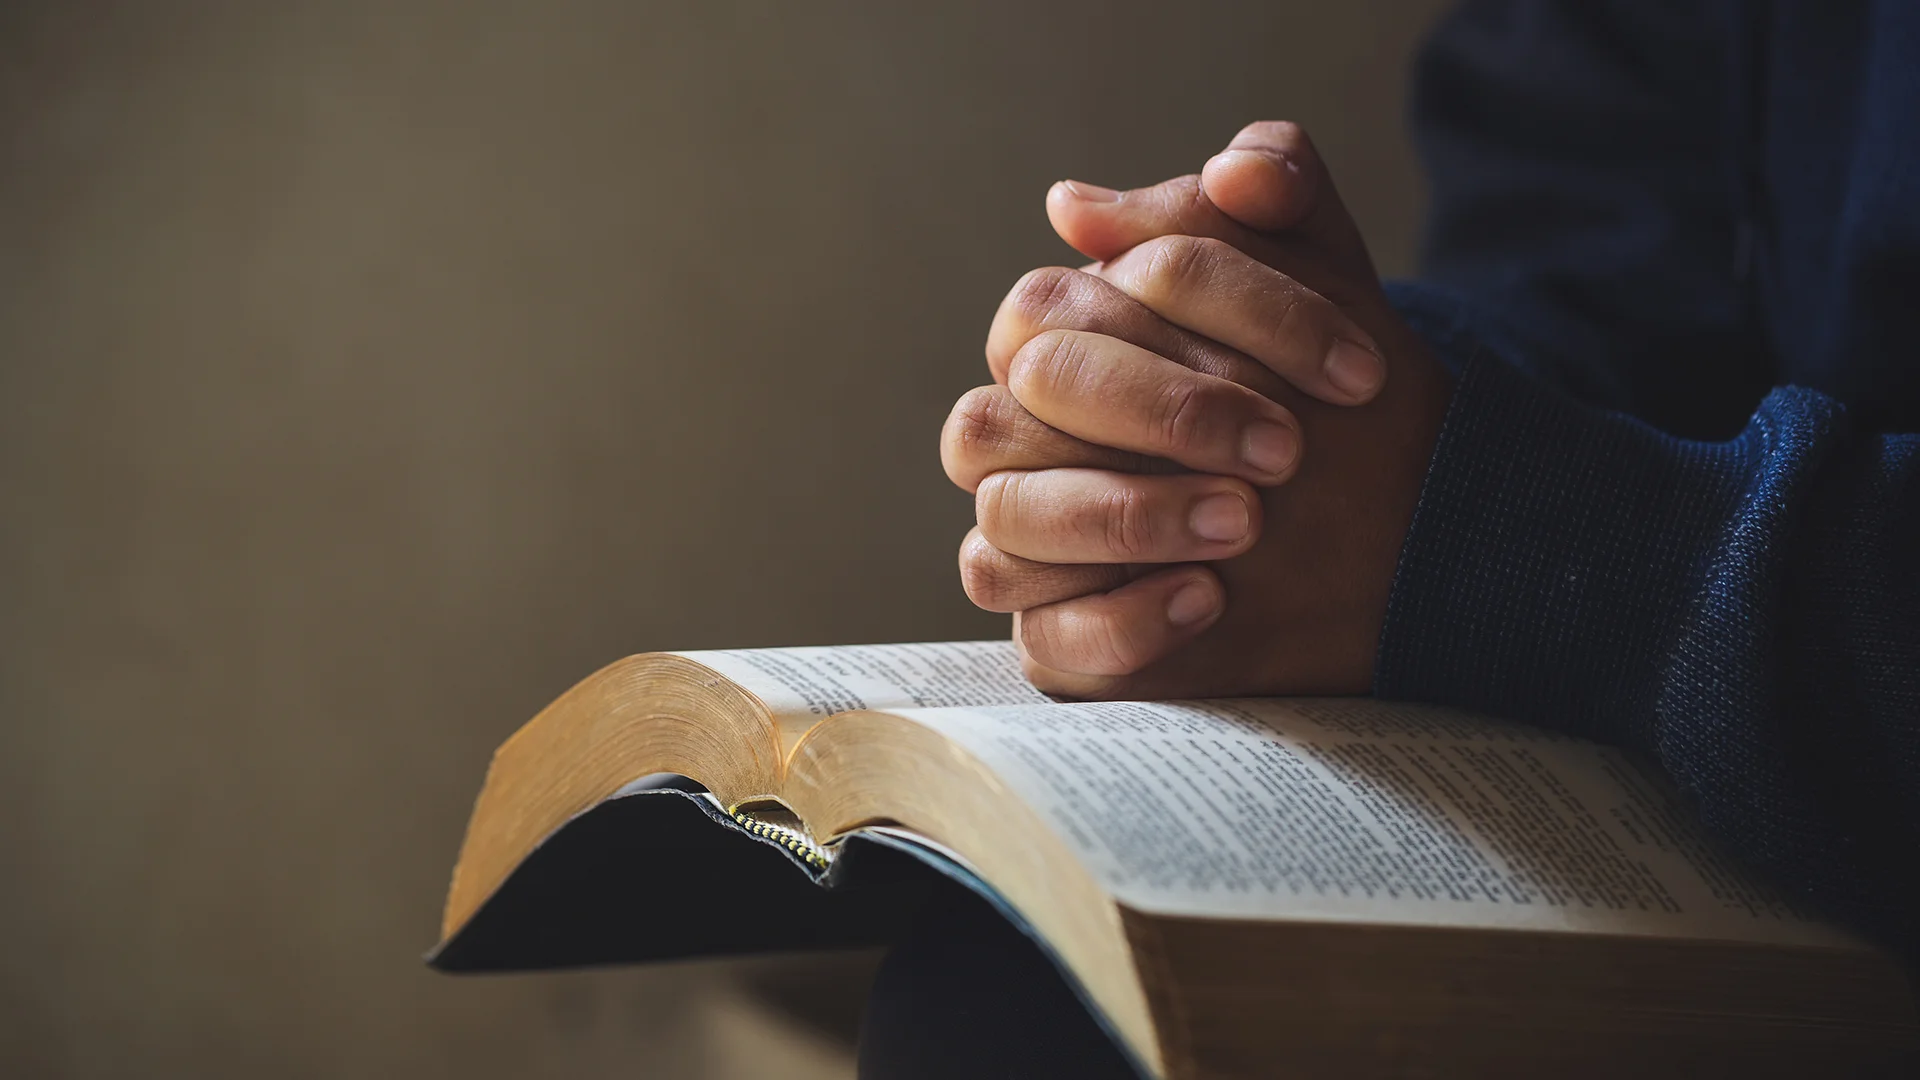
[
  {"left": 892, "top": 698, "right": 1851, "bottom": 946},
  {"left": 677, "top": 640, "right": 1048, "bottom": 721}
]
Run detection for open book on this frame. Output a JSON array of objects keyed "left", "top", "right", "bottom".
[{"left": 432, "top": 641, "right": 1917, "bottom": 1077}]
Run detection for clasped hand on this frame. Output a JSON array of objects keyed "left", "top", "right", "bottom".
[{"left": 943, "top": 123, "right": 1454, "bottom": 700}]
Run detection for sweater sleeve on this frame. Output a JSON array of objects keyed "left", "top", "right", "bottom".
[
  {"left": 1376, "top": 283, "right": 1920, "bottom": 961},
  {"left": 1406, "top": 0, "right": 1772, "bottom": 439}
]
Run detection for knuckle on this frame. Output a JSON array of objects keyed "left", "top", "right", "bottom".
[
  {"left": 942, "top": 386, "right": 1010, "bottom": 484},
  {"left": 1006, "top": 328, "right": 1085, "bottom": 404},
  {"left": 1096, "top": 483, "right": 1159, "bottom": 561},
  {"left": 957, "top": 536, "right": 1009, "bottom": 610},
  {"left": 1147, "top": 378, "right": 1211, "bottom": 456},
  {"left": 1028, "top": 605, "right": 1148, "bottom": 677},
  {"left": 1167, "top": 174, "right": 1214, "bottom": 233},
  {"left": 1017, "top": 608, "right": 1070, "bottom": 665},
  {"left": 1085, "top": 614, "right": 1151, "bottom": 675},
  {"left": 1185, "top": 234, "right": 1235, "bottom": 263},
  {"left": 1138, "top": 234, "right": 1223, "bottom": 304},
  {"left": 973, "top": 471, "right": 1016, "bottom": 536},
  {"left": 1006, "top": 266, "right": 1081, "bottom": 331}
]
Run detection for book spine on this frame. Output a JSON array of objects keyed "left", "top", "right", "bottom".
[{"left": 728, "top": 808, "right": 831, "bottom": 869}]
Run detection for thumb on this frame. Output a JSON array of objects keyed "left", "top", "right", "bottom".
[
  {"left": 1046, "top": 173, "right": 1264, "bottom": 265},
  {"left": 1200, "top": 121, "right": 1375, "bottom": 279}
]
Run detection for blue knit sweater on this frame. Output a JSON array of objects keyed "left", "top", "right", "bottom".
[{"left": 1375, "top": 1, "right": 1920, "bottom": 961}]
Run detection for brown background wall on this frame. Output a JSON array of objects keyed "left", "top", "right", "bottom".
[{"left": 0, "top": 2, "right": 1447, "bottom": 1076}]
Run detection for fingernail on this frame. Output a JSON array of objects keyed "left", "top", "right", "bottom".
[
  {"left": 1210, "top": 148, "right": 1299, "bottom": 177},
  {"left": 1240, "top": 421, "right": 1297, "bottom": 479},
  {"left": 1061, "top": 179, "right": 1120, "bottom": 202},
  {"left": 1189, "top": 492, "right": 1250, "bottom": 543},
  {"left": 1166, "top": 578, "right": 1220, "bottom": 627},
  {"left": 1324, "top": 339, "right": 1385, "bottom": 399}
]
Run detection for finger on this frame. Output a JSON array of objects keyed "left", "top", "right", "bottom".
[
  {"left": 1046, "top": 173, "right": 1270, "bottom": 266},
  {"left": 986, "top": 265, "right": 1272, "bottom": 391},
  {"left": 1004, "top": 329, "right": 1301, "bottom": 485},
  {"left": 1099, "top": 235, "right": 1386, "bottom": 404},
  {"left": 975, "top": 468, "right": 1259, "bottom": 564},
  {"left": 1013, "top": 565, "right": 1223, "bottom": 677},
  {"left": 957, "top": 527, "right": 1135, "bottom": 613},
  {"left": 1201, "top": 121, "right": 1374, "bottom": 277},
  {"left": 941, "top": 384, "right": 1167, "bottom": 493}
]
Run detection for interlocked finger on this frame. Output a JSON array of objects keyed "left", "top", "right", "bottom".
[
  {"left": 957, "top": 527, "right": 1136, "bottom": 613},
  {"left": 1012, "top": 566, "right": 1225, "bottom": 677},
  {"left": 974, "top": 468, "right": 1261, "bottom": 565},
  {"left": 1003, "top": 329, "right": 1301, "bottom": 485},
  {"left": 941, "top": 384, "right": 1164, "bottom": 493},
  {"left": 987, "top": 264, "right": 1277, "bottom": 391}
]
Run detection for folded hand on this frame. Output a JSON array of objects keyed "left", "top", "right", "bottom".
[{"left": 943, "top": 123, "right": 1453, "bottom": 698}]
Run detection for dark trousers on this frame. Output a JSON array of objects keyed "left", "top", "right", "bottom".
[{"left": 856, "top": 890, "right": 1147, "bottom": 1079}]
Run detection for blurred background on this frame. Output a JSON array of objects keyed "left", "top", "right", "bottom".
[{"left": 0, "top": 1, "right": 1447, "bottom": 1076}]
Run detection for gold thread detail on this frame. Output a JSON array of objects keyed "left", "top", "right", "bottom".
[{"left": 728, "top": 809, "right": 830, "bottom": 869}]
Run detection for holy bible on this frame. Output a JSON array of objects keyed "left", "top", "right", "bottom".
[{"left": 430, "top": 641, "right": 1918, "bottom": 1077}]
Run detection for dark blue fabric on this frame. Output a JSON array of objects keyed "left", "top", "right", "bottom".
[{"left": 1375, "top": 1, "right": 1920, "bottom": 961}]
